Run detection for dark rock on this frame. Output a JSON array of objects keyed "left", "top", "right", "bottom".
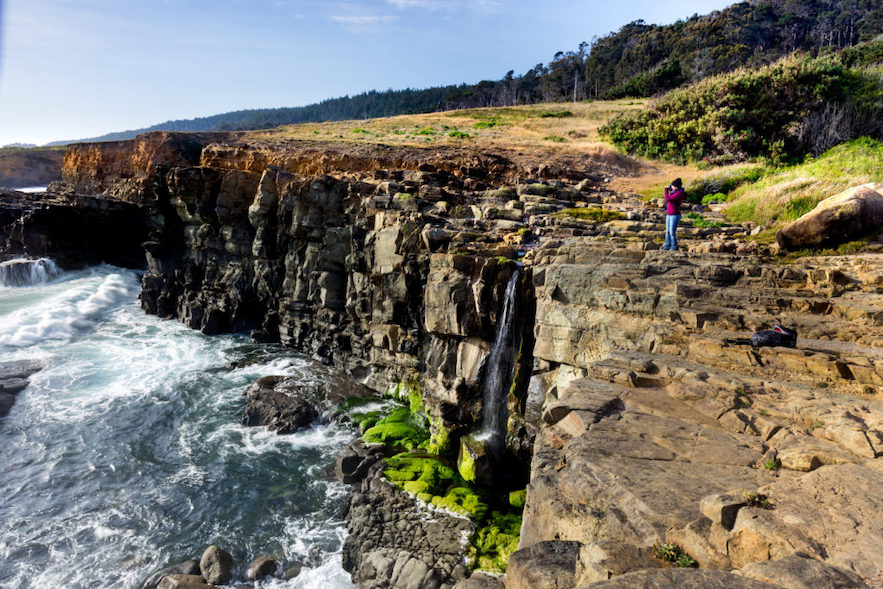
[
  {"left": 507, "top": 540, "right": 582, "bottom": 589},
  {"left": 282, "top": 565, "right": 303, "bottom": 580},
  {"left": 141, "top": 559, "right": 201, "bottom": 589},
  {"left": 0, "top": 360, "right": 43, "bottom": 417},
  {"left": 336, "top": 439, "right": 383, "bottom": 484},
  {"left": 156, "top": 575, "right": 212, "bottom": 589},
  {"left": 199, "top": 545, "right": 233, "bottom": 585},
  {"left": 241, "top": 377, "right": 319, "bottom": 434},
  {"left": 246, "top": 555, "right": 278, "bottom": 581},
  {"left": 342, "top": 463, "right": 473, "bottom": 588},
  {"left": 0, "top": 393, "right": 14, "bottom": 417}
]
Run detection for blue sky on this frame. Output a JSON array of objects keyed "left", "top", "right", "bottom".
[{"left": 0, "top": 0, "right": 734, "bottom": 146}]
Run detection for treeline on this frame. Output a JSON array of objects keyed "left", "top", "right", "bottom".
[{"left": 51, "top": 0, "right": 883, "bottom": 144}]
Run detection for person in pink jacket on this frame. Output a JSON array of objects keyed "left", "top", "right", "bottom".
[{"left": 663, "top": 178, "right": 686, "bottom": 250}]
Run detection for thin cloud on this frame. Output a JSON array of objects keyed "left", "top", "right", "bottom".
[
  {"left": 329, "top": 14, "right": 399, "bottom": 32},
  {"left": 386, "top": 0, "right": 456, "bottom": 10},
  {"left": 385, "top": 0, "right": 501, "bottom": 11}
]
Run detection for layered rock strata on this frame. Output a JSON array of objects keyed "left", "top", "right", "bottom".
[{"left": 3, "top": 132, "right": 882, "bottom": 587}]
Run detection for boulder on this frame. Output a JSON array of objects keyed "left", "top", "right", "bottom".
[
  {"left": 199, "top": 545, "right": 233, "bottom": 585},
  {"left": 776, "top": 183, "right": 883, "bottom": 250},
  {"left": 507, "top": 541, "right": 582, "bottom": 589},
  {"left": 156, "top": 575, "right": 213, "bottom": 589},
  {"left": 241, "top": 376, "right": 318, "bottom": 434},
  {"left": 737, "top": 554, "right": 869, "bottom": 589},
  {"left": 457, "top": 436, "right": 493, "bottom": 485},
  {"left": 335, "top": 439, "right": 383, "bottom": 484},
  {"left": 141, "top": 559, "right": 201, "bottom": 589},
  {"left": 246, "top": 555, "right": 278, "bottom": 581}
]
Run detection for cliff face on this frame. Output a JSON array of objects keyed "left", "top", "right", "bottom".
[
  {"left": 4, "top": 132, "right": 882, "bottom": 588},
  {"left": 0, "top": 148, "right": 64, "bottom": 188}
]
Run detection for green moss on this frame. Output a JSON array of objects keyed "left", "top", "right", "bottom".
[
  {"left": 363, "top": 407, "right": 429, "bottom": 450},
  {"left": 457, "top": 442, "right": 476, "bottom": 482},
  {"left": 467, "top": 511, "right": 522, "bottom": 574},
  {"left": 431, "top": 486, "right": 489, "bottom": 520},
  {"left": 524, "top": 183, "right": 553, "bottom": 196},
  {"left": 553, "top": 207, "right": 625, "bottom": 222},
  {"left": 508, "top": 489, "right": 526, "bottom": 509},
  {"left": 426, "top": 417, "right": 453, "bottom": 455}
]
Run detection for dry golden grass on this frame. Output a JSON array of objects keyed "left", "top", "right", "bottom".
[{"left": 253, "top": 100, "right": 649, "bottom": 159}]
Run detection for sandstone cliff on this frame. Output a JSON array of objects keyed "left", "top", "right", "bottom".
[{"left": 2, "top": 131, "right": 881, "bottom": 589}]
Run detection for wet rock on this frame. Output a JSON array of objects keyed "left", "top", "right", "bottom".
[
  {"left": 246, "top": 555, "right": 278, "bottom": 581},
  {"left": 336, "top": 439, "right": 384, "bottom": 484},
  {"left": 456, "top": 435, "right": 492, "bottom": 485},
  {"left": 242, "top": 376, "right": 318, "bottom": 434},
  {"left": 156, "top": 575, "right": 213, "bottom": 589},
  {"left": 0, "top": 359, "right": 43, "bottom": 417},
  {"left": 199, "top": 545, "right": 233, "bottom": 585},
  {"left": 282, "top": 565, "right": 302, "bottom": 580},
  {"left": 141, "top": 559, "right": 201, "bottom": 589},
  {"left": 342, "top": 463, "right": 473, "bottom": 589}
]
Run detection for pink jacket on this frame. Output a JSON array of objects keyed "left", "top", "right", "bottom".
[{"left": 664, "top": 187, "right": 686, "bottom": 215}]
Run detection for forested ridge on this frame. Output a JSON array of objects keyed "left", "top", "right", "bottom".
[{"left": 50, "top": 0, "right": 883, "bottom": 145}]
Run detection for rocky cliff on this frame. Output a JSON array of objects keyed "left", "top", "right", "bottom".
[
  {"left": 2, "top": 131, "right": 881, "bottom": 589},
  {"left": 0, "top": 148, "right": 64, "bottom": 188}
]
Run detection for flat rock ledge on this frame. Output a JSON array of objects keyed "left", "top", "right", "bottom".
[
  {"left": 340, "top": 444, "right": 474, "bottom": 589},
  {"left": 0, "top": 359, "right": 43, "bottom": 417}
]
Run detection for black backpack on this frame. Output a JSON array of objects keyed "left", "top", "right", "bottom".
[{"left": 750, "top": 325, "right": 797, "bottom": 348}]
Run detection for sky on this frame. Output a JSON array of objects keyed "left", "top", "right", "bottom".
[{"left": 0, "top": 0, "right": 735, "bottom": 146}]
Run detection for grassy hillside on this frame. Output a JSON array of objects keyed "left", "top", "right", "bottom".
[{"left": 701, "top": 138, "right": 883, "bottom": 226}]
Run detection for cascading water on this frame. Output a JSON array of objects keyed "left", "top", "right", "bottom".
[
  {"left": 478, "top": 269, "right": 520, "bottom": 458},
  {"left": 0, "top": 258, "right": 62, "bottom": 288},
  {"left": 0, "top": 261, "right": 355, "bottom": 588}
]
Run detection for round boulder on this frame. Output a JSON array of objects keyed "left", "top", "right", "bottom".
[
  {"left": 199, "top": 545, "right": 233, "bottom": 585},
  {"left": 776, "top": 183, "right": 883, "bottom": 250},
  {"left": 246, "top": 555, "right": 278, "bottom": 581}
]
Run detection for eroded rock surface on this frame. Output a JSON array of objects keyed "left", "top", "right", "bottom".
[{"left": 342, "top": 463, "right": 473, "bottom": 589}]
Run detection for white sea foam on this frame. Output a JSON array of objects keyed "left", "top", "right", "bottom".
[
  {"left": 0, "top": 266, "right": 356, "bottom": 589},
  {"left": 0, "top": 271, "right": 138, "bottom": 347},
  {"left": 0, "top": 257, "right": 62, "bottom": 288}
]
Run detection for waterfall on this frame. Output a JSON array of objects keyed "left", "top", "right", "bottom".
[
  {"left": 478, "top": 269, "right": 520, "bottom": 457},
  {"left": 0, "top": 257, "right": 62, "bottom": 287}
]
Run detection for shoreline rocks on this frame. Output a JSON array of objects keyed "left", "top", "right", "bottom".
[
  {"left": 241, "top": 375, "right": 319, "bottom": 434},
  {"left": 0, "top": 359, "right": 43, "bottom": 418}
]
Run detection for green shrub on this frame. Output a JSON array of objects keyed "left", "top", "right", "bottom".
[
  {"left": 416, "top": 127, "right": 437, "bottom": 136},
  {"left": 544, "top": 135, "right": 567, "bottom": 143},
  {"left": 600, "top": 51, "right": 883, "bottom": 163},
  {"left": 473, "top": 120, "right": 498, "bottom": 129},
  {"left": 448, "top": 130, "right": 471, "bottom": 139},
  {"left": 539, "top": 110, "right": 573, "bottom": 118}
]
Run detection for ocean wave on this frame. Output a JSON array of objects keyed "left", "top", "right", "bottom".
[{"left": 0, "top": 272, "right": 139, "bottom": 348}]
